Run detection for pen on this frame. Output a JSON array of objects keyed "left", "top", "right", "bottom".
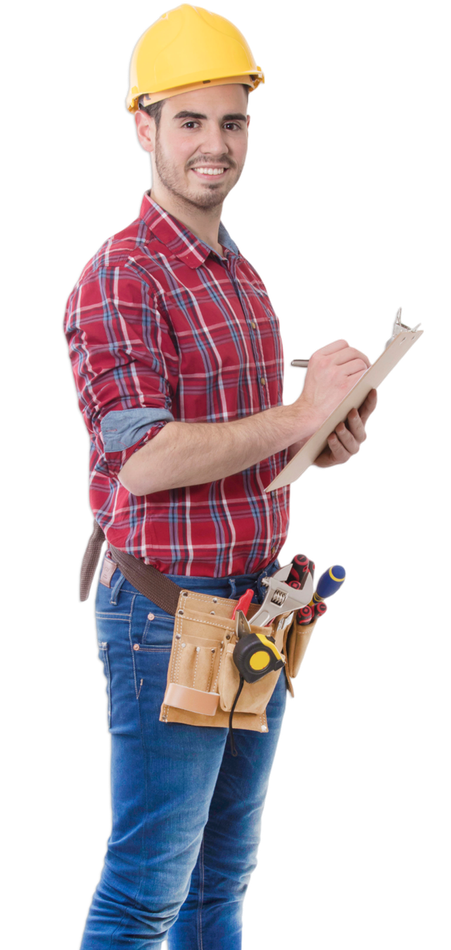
[{"left": 291, "top": 359, "right": 309, "bottom": 367}]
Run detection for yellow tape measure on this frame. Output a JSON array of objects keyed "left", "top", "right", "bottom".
[{"left": 233, "top": 630, "right": 285, "bottom": 683}]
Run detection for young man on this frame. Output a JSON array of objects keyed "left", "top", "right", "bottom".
[{"left": 65, "top": 6, "right": 376, "bottom": 948}]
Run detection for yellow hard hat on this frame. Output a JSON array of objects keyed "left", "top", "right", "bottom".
[{"left": 126, "top": 3, "right": 264, "bottom": 113}]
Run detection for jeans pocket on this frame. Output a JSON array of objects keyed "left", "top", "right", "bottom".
[{"left": 98, "top": 641, "right": 112, "bottom": 730}]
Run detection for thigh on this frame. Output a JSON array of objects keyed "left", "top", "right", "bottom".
[
  {"left": 167, "top": 672, "right": 287, "bottom": 949},
  {"left": 94, "top": 572, "right": 230, "bottom": 910},
  {"left": 200, "top": 669, "right": 287, "bottom": 888}
]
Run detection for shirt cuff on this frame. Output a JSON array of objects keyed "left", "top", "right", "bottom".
[{"left": 95, "top": 407, "right": 174, "bottom": 478}]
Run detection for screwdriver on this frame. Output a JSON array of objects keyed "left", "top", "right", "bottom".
[
  {"left": 296, "top": 565, "right": 345, "bottom": 624},
  {"left": 310, "top": 565, "right": 346, "bottom": 604},
  {"left": 286, "top": 553, "right": 315, "bottom": 586}
]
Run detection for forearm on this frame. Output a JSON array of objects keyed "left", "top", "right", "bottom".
[{"left": 119, "top": 401, "right": 317, "bottom": 496}]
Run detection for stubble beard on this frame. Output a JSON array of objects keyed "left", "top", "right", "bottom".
[{"left": 154, "top": 134, "right": 241, "bottom": 212}]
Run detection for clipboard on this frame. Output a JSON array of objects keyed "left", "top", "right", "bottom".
[{"left": 266, "top": 317, "right": 423, "bottom": 492}]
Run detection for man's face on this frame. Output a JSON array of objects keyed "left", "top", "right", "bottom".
[{"left": 150, "top": 85, "right": 250, "bottom": 211}]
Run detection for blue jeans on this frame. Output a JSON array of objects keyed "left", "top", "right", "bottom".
[{"left": 80, "top": 561, "right": 287, "bottom": 949}]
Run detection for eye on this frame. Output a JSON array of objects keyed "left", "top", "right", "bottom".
[
  {"left": 181, "top": 121, "right": 200, "bottom": 129},
  {"left": 223, "top": 122, "right": 242, "bottom": 131}
]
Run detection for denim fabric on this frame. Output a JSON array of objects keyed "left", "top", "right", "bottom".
[
  {"left": 80, "top": 561, "right": 287, "bottom": 950},
  {"left": 100, "top": 408, "right": 175, "bottom": 452}
]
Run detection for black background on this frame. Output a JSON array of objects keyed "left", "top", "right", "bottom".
[{"left": 61, "top": 9, "right": 428, "bottom": 950}]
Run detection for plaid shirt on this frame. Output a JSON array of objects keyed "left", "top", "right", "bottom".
[{"left": 64, "top": 192, "right": 290, "bottom": 577}]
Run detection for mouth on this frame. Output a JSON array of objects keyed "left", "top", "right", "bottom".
[{"left": 190, "top": 165, "right": 230, "bottom": 181}]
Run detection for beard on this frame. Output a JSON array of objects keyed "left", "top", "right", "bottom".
[{"left": 154, "top": 134, "right": 241, "bottom": 211}]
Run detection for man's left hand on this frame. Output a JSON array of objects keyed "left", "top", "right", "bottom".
[{"left": 313, "top": 389, "right": 377, "bottom": 468}]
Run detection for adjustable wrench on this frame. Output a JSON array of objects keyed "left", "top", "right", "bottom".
[{"left": 251, "top": 560, "right": 314, "bottom": 627}]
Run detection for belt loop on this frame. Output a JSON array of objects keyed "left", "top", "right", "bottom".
[
  {"left": 110, "top": 571, "right": 126, "bottom": 605},
  {"left": 256, "top": 560, "right": 279, "bottom": 603},
  {"left": 228, "top": 576, "right": 238, "bottom": 599}
]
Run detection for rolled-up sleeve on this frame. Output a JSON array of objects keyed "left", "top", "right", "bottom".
[
  {"left": 64, "top": 258, "right": 178, "bottom": 479},
  {"left": 99, "top": 406, "right": 174, "bottom": 475}
]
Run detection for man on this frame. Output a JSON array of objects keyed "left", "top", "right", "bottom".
[{"left": 65, "top": 5, "right": 376, "bottom": 948}]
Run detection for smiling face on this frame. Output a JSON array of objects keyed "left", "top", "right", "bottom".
[{"left": 136, "top": 84, "right": 250, "bottom": 214}]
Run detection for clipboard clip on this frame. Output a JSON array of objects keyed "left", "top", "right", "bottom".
[{"left": 386, "top": 308, "right": 421, "bottom": 348}]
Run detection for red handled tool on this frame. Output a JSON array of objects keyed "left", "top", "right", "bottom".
[
  {"left": 232, "top": 589, "right": 254, "bottom": 620},
  {"left": 286, "top": 554, "right": 315, "bottom": 586}
]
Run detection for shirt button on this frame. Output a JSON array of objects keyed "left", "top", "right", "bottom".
[
  {"left": 251, "top": 321, "right": 256, "bottom": 329},
  {"left": 271, "top": 545, "right": 276, "bottom": 556},
  {"left": 260, "top": 378, "right": 266, "bottom": 386}
]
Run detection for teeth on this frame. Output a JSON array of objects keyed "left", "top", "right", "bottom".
[{"left": 193, "top": 167, "right": 225, "bottom": 176}]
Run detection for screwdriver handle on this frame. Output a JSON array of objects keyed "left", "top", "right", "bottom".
[
  {"left": 296, "top": 605, "right": 314, "bottom": 626},
  {"left": 287, "top": 554, "right": 315, "bottom": 587},
  {"left": 290, "top": 560, "right": 345, "bottom": 625},
  {"left": 295, "top": 601, "right": 327, "bottom": 625},
  {"left": 311, "top": 565, "right": 346, "bottom": 603}
]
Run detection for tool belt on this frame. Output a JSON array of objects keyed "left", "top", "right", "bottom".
[{"left": 81, "top": 521, "right": 318, "bottom": 737}]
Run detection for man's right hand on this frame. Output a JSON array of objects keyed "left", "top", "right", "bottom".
[
  {"left": 294, "top": 340, "right": 371, "bottom": 434},
  {"left": 119, "top": 340, "right": 372, "bottom": 496}
]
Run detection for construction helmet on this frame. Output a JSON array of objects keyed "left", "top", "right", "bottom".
[{"left": 126, "top": 3, "right": 264, "bottom": 113}]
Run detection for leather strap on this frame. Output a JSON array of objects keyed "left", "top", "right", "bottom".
[{"left": 80, "top": 519, "right": 182, "bottom": 615}]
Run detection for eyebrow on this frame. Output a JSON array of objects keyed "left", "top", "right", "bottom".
[{"left": 172, "top": 111, "right": 247, "bottom": 122}]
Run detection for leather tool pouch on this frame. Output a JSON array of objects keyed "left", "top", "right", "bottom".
[
  {"left": 80, "top": 522, "right": 318, "bottom": 734},
  {"left": 282, "top": 612, "right": 318, "bottom": 698},
  {"left": 160, "top": 588, "right": 290, "bottom": 734}
]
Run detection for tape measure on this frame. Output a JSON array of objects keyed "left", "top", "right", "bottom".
[
  {"left": 228, "top": 624, "right": 286, "bottom": 757},
  {"left": 233, "top": 627, "right": 285, "bottom": 683}
]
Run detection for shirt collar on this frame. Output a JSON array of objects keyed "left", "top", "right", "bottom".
[{"left": 139, "top": 191, "right": 239, "bottom": 269}]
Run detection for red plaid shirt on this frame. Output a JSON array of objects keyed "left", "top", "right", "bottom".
[{"left": 64, "top": 192, "right": 290, "bottom": 576}]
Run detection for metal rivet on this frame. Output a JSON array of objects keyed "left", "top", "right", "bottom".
[
  {"left": 147, "top": 612, "right": 155, "bottom": 621},
  {"left": 226, "top": 634, "right": 231, "bottom": 640},
  {"left": 182, "top": 591, "right": 189, "bottom": 597},
  {"left": 210, "top": 610, "right": 215, "bottom": 615},
  {"left": 175, "top": 634, "right": 181, "bottom": 640},
  {"left": 212, "top": 598, "right": 218, "bottom": 603},
  {"left": 211, "top": 648, "right": 216, "bottom": 654},
  {"left": 261, "top": 725, "right": 268, "bottom": 732},
  {"left": 181, "top": 643, "right": 186, "bottom": 648},
  {"left": 195, "top": 646, "right": 200, "bottom": 653},
  {"left": 133, "top": 644, "right": 140, "bottom": 651},
  {"left": 178, "top": 609, "right": 184, "bottom": 615}
]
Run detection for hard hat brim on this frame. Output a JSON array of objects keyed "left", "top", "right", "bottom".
[{"left": 127, "top": 73, "right": 264, "bottom": 113}]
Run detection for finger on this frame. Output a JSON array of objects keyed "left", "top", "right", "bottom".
[
  {"left": 356, "top": 389, "right": 378, "bottom": 426},
  {"left": 312, "top": 339, "right": 349, "bottom": 358},
  {"left": 327, "top": 432, "right": 351, "bottom": 463},
  {"left": 334, "top": 422, "right": 361, "bottom": 455},
  {"left": 334, "top": 348, "right": 371, "bottom": 370},
  {"left": 343, "top": 410, "right": 367, "bottom": 443},
  {"left": 340, "top": 358, "right": 371, "bottom": 378}
]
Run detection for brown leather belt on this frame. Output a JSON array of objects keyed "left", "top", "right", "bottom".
[{"left": 80, "top": 520, "right": 183, "bottom": 615}]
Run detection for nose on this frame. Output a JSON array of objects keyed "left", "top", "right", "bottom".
[{"left": 199, "top": 121, "right": 230, "bottom": 158}]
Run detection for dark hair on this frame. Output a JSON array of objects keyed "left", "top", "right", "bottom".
[
  {"left": 138, "top": 84, "right": 250, "bottom": 129},
  {"left": 138, "top": 97, "right": 165, "bottom": 128}
]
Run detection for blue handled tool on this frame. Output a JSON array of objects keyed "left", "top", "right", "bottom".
[
  {"left": 297, "top": 564, "right": 346, "bottom": 626},
  {"left": 310, "top": 565, "right": 346, "bottom": 605}
]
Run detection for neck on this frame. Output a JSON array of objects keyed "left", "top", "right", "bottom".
[{"left": 150, "top": 185, "right": 224, "bottom": 255}]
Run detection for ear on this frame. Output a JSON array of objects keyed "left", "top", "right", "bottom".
[{"left": 134, "top": 110, "right": 156, "bottom": 154}]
